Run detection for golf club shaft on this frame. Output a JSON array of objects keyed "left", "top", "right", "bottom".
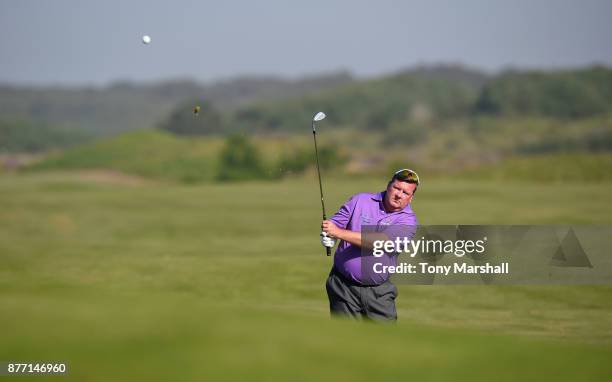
[{"left": 312, "top": 124, "right": 331, "bottom": 256}]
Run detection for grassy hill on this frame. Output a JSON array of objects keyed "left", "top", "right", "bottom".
[
  {"left": 24, "top": 129, "right": 341, "bottom": 183},
  {"left": 26, "top": 129, "right": 223, "bottom": 183},
  {"left": 23, "top": 120, "right": 612, "bottom": 184}
]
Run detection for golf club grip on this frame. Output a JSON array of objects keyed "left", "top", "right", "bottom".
[{"left": 322, "top": 211, "right": 330, "bottom": 256}]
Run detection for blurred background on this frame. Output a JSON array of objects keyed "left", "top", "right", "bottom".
[
  {"left": 1, "top": 0, "right": 612, "bottom": 181},
  {"left": 1, "top": 1, "right": 612, "bottom": 381}
]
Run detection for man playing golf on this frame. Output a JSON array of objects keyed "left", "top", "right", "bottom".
[{"left": 321, "top": 169, "right": 419, "bottom": 321}]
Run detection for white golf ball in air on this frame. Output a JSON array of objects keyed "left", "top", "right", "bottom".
[{"left": 142, "top": 35, "right": 151, "bottom": 44}]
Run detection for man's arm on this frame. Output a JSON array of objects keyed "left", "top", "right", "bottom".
[{"left": 322, "top": 220, "right": 388, "bottom": 249}]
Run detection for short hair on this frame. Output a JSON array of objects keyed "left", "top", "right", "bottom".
[{"left": 388, "top": 169, "right": 420, "bottom": 194}]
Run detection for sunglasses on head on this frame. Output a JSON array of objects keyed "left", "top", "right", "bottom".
[{"left": 393, "top": 168, "right": 420, "bottom": 185}]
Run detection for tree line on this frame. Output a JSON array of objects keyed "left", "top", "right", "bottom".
[{"left": 160, "top": 66, "right": 612, "bottom": 137}]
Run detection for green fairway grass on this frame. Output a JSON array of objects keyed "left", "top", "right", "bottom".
[{"left": 1, "top": 173, "right": 612, "bottom": 381}]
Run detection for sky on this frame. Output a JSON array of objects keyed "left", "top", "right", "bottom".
[{"left": 1, "top": 0, "right": 611, "bottom": 86}]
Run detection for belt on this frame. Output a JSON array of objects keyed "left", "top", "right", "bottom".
[{"left": 331, "top": 266, "right": 384, "bottom": 287}]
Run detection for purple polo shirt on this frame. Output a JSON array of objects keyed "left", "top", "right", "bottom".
[{"left": 330, "top": 191, "right": 418, "bottom": 285}]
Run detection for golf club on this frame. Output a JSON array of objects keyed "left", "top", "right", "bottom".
[{"left": 312, "top": 111, "right": 331, "bottom": 256}]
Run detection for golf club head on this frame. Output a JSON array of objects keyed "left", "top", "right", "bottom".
[{"left": 313, "top": 112, "right": 326, "bottom": 122}]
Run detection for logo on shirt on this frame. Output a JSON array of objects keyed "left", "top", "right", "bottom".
[{"left": 360, "top": 214, "right": 372, "bottom": 224}]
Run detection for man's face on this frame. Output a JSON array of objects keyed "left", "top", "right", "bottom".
[{"left": 384, "top": 179, "right": 417, "bottom": 212}]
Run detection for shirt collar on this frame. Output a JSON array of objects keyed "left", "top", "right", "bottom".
[{"left": 371, "top": 192, "right": 384, "bottom": 202}]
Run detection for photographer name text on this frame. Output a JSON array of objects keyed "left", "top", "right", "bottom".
[{"left": 373, "top": 262, "right": 509, "bottom": 275}]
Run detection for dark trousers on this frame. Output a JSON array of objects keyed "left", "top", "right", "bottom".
[{"left": 326, "top": 268, "right": 398, "bottom": 321}]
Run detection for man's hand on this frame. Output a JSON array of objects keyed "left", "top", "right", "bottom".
[
  {"left": 320, "top": 231, "right": 336, "bottom": 248},
  {"left": 322, "top": 219, "right": 366, "bottom": 248},
  {"left": 322, "top": 220, "right": 341, "bottom": 238}
]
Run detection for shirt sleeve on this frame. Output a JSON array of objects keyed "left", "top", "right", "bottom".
[{"left": 329, "top": 194, "right": 358, "bottom": 229}]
